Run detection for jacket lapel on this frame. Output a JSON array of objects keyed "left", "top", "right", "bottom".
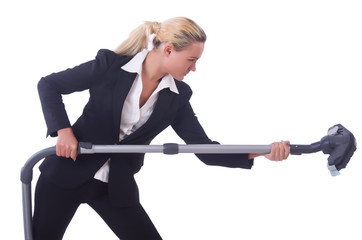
[
  {"left": 149, "top": 88, "right": 179, "bottom": 123},
  {"left": 112, "top": 69, "right": 137, "bottom": 141},
  {"left": 120, "top": 88, "right": 179, "bottom": 143}
]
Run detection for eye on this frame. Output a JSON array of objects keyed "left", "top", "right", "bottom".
[{"left": 188, "top": 59, "right": 196, "bottom": 62}]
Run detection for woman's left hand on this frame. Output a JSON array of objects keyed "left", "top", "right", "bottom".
[{"left": 264, "top": 141, "right": 290, "bottom": 161}]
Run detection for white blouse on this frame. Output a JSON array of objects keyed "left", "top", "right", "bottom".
[{"left": 94, "top": 50, "right": 179, "bottom": 182}]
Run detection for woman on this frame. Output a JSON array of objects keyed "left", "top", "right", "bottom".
[{"left": 34, "top": 17, "right": 290, "bottom": 240}]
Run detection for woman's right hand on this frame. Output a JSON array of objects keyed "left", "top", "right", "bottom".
[{"left": 56, "top": 127, "right": 78, "bottom": 160}]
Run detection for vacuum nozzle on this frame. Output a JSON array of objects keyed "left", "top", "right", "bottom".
[
  {"left": 290, "top": 124, "right": 357, "bottom": 176},
  {"left": 321, "top": 124, "right": 357, "bottom": 175}
]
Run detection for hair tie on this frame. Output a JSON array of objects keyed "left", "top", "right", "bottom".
[{"left": 147, "top": 33, "right": 156, "bottom": 51}]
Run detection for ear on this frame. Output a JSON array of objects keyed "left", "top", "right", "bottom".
[{"left": 163, "top": 43, "right": 174, "bottom": 57}]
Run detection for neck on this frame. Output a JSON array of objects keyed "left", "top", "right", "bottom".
[{"left": 142, "top": 50, "right": 166, "bottom": 84}]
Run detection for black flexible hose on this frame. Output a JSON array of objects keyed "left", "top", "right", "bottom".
[{"left": 290, "top": 142, "right": 322, "bottom": 155}]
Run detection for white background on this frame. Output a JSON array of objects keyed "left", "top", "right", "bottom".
[{"left": 1, "top": 0, "right": 361, "bottom": 239}]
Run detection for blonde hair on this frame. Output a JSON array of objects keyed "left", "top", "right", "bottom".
[{"left": 115, "top": 17, "right": 207, "bottom": 56}]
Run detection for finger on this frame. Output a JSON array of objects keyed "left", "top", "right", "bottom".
[
  {"left": 70, "top": 151, "right": 78, "bottom": 161},
  {"left": 270, "top": 142, "right": 279, "bottom": 161},
  {"left": 270, "top": 143, "right": 276, "bottom": 160},
  {"left": 280, "top": 141, "right": 290, "bottom": 160},
  {"left": 284, "top": 141, "right": 291, "bottom": 159},
  {"left": 276, "top": 142, "right": 282, "bottom": 160},
  {"left": 65, "top": 146, "right": 71, "bottom": 158},
  {"left": 70, "top": 145, "right": 78, "bottom": 160},
  {"left": 279, "top": 142, "right": 285, "bottom": 160},
  {"left": 273, "top": 142, "right": 284, "bottom": 161},
  {"left": 66, "top": 144, "right": 77, "bottom": 159},
  {"left": 57, "top": 143, "right": 71, "bottom": 158},
  {"left": 56, "top": 142, "right": 66, "bottom": 157}
]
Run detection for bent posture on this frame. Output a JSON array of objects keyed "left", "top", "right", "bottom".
[{"left": 34, "top": 17, "right": 290, "bottom": 240}]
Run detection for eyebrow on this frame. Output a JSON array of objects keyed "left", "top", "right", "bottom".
[{"left": 189, "top": 57, "right": 199, "bottom": 60}]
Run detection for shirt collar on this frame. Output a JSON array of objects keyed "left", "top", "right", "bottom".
[{"left": 121, "top": 50, "right": 179, "bottom": 94}]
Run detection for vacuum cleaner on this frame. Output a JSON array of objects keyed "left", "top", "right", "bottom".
[{"left": 20, "top": 123, "right": 357, "bottom": 240}]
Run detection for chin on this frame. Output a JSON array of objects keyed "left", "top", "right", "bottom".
[{"left": 174, "top": 76, "right": 184, "bottom": 81}]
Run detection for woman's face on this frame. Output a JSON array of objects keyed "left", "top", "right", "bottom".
[{"left": 163, "top": 41, "right": 204, "bottom": 81}]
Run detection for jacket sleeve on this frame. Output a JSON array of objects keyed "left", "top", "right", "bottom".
[
  {"left": 37, "top": 49, "right": 117, "bottom": 137},
  {"left": 171, "top": 85, "right": 254, "bottom": 169}
]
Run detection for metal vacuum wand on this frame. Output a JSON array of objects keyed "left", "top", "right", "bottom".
[{"left": 78, "top": 124, "right": 357, "bottom": 176}]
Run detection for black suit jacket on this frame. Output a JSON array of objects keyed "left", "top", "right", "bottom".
[{"left": 38, "top": 49, "right": 254, "bottom": 206}]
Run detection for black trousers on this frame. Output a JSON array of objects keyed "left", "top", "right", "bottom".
[{"left": 33, "top": 174, "right": 162, "bottom": 240}]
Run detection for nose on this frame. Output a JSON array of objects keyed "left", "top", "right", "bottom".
[{"left": 189, "top": 62, "right": 196, "bottom": 72}]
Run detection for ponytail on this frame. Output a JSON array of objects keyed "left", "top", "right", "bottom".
[
  {"left": 115, "top": 21, "right": 161, "bottom": 56},
  {"left": 115, "top": 17, "right": 206, "bottom": 56}
]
